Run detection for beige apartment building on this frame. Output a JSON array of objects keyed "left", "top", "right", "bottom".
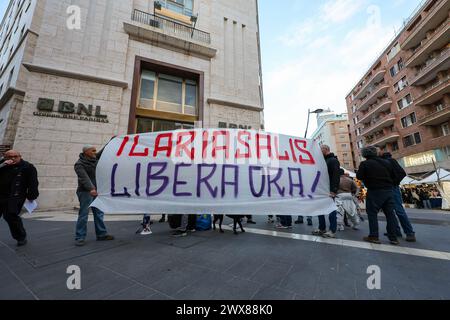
[
  {"left": 346, "top": 0, "right": 449, "bottom": 175},
  {"left": 0, "top": 0, "right": 265, "bottom": 209},
  {"left": 310, "top": 112, "right": 355, "bottom": 171}
]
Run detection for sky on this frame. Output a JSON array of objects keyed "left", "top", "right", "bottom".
[
  {"left": 259, "top": 0, "right": 423, "bottom": 136},
  {"left": 0, "top": 0, "right": 424, "bottom": 137}
]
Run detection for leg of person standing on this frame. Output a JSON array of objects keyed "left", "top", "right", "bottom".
[
  {"left": 381, "top": 190, "right": 400, "bottom": 245},
  {"left": 313, "top": 215, "right": 327, "bottom": 235},
  {"left": 1, "top": 200, "right": 27, "bottom": 245},
  {"left": 75, "top": 191, "right": 91, "bottom": 246},
  {"left": 172, "top": 214, "right": 188, "bottom": 237},
  {"left": 92, "top": 206, "right": 113, "bottom": 241},
  {"left": 364, "top": 190, "right": 382, "bottom": 243},
  {"left": 392, "top": 186, "right": 416, "bottom": 241}
]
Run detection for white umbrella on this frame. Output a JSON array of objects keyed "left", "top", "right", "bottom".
[
  {"left": 418, "top": 168, "right": 450, "bottom": 184},
  {"left": 400, "top": 176, "right": 419, "bottom": 186}
]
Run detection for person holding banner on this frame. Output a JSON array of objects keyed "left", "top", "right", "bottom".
[
  {"left": 74, "top": 145, "right": 114, "bottom": 246},
  {"left": 312, "top": 145, "right": 340, "bottom": 238},
  {"left": 0, "top": 150, "right": 39, "bottom": 246}
]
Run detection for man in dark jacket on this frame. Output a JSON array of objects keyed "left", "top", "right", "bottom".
[
  {"left": 312, "top": 145, "right": 340, "bottom": 238},
  {"left": 74, "top": 145, "right": 114, "bottom": 246},
  {"left": 357, "top": 146, "right": 400, "bottom": 245},
  {"left": 378, "top": 149, "right": 416, "bottom": 242},
  {"left": 0, "top": 150, "right": 39, "bottom": 246}
]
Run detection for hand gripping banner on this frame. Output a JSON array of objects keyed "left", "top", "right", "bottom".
[{"left": 92, "top": 129, "right": 337, "bottom": 216}]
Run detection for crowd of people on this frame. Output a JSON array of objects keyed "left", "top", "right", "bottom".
[
  {"left": 401, "top": 186, "right": 441, "bottom": 209},
  {"left": 0, "top": 141, "right": 418, "bottom": 247}
]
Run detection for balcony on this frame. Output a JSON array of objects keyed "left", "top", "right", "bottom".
[
  {"left": 419, "top": 106, "right": 450, "bottom": 126},
  {"left": 410, "top": 48, "right": 450, "bottom": 86},
  {"left": 358, "top": 84, "right": 390, "bottom": 111},
  {"left": 123, "top": 9, "right": 217, "bottom": 59},
  {"left": 406, "top": 18, "right": 450, "bottom": 68},
  {"left": 372, "top": 131, "right": 401, "bottom": 147},
  {"left": 402, "top": 0, "right": 450, "bottom": 50},
  {"left": 415, "top": 75, "right": 450, "bottom": 106},
  {"left": 359, "top": 98, "right": 393, "bottom": 124},
  {"left": 353, "top": 69, "right": 386, "bottom": 100},
  {"left": 361, "top": 114, "right": 397, "bottom": 136}
]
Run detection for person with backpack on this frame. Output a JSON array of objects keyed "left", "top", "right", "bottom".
[
  {"left": 357, "top": 146, "right": 400, "bottom": 245},
  {"left": 378, "top": 149, "right": 416, "bottom": 242}
]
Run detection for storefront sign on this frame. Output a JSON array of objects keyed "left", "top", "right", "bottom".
[
  {"left": 33, "top": 98, "right": 109, "bottom": 123},
  {"left": 404, "top": 151, "right": 436, "bottom": 168},
  {"left": 92, "top": 129, "right": 337, "bottom": 216},
  {"left": 219, "top": 122, "right": 252, "bottom": 130}
]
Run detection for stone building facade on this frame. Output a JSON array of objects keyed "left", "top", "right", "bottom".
[
  {"left": 0, "top": 0, "right": 265, "bottom": 209},
  {"left": 346, "top": 0, "right": 449, "bottom": 176},
  {"left": 310, "top": 112, "right": 356, "bottom": 172}
]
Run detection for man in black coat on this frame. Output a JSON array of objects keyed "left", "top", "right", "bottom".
[
  {"left": 312, "top": 145, "right": 340, "bottom": 238},
  {"left": 378, "top": 149, "right": 416, "bottom": 242},
  {"left": 0, "top": 150, "right": 39, "bottom": 246},
  {"left": 357, "top": 146, "right": 400, "bottom": 245}
]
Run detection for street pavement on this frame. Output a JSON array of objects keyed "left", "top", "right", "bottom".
[{"left": 0, "top": 209, "right": 449, "bottom": 300}]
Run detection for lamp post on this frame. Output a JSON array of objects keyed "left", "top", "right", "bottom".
[
  {"left": 190, "top": 14, "right": 198, "bottom": 38},
  {"left": 304, "top": 108, "right": 325, "bottom": 138}
]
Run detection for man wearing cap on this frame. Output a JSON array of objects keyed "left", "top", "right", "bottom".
[{"left": 74, "top": 145, "right": 114, "bottom": 246}]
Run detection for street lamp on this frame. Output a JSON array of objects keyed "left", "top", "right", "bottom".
[
  {"left": 304, "top": 108, "right": 325, "bottom": 138},
  {"left": 190, "top": 14, "right": 198, "bottom": 38}
]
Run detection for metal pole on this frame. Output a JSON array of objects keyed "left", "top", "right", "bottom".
[{"left": 304, "top": 109, "right": 311, "bottom": 138}]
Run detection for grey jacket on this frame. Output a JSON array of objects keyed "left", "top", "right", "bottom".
[{"left": 74, "top": 148, "right": 104, "bottom": 193}]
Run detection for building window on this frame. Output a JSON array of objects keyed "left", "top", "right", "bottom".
[
  {"left": 397, "top": 94, "right": 413, "bottom": 110},
  {"left": 389, "top": 58, "right": 404, "bottom": 77},
  {"left": 403, "top": 132, "right": 421, "bottom": 148},
  {"left": 400, "top": 113, "right": 416, "bottom": 128},
  {"left": 343, "top": 153, "right": 348, "bottom": 157},
  {"left": 341, "top": 144, "right": 347, "bottom": 148},
  {"left": 392, "top": 141, "right": 399, "bottom": 151},
  {"left": 357, "top": 140, "right": 364, "bottom": 149},
  {"left": 139, "top": 71, "right": 198, "bottom": 116},
  {"left": 136, "top": 117, "right": 194, "bottom": 133},
  {"left": 442, "top": 123, "right": 450, "bottom": 136},
  {"left": 387, "top": 42, "right": 400, "bottom": 62},
  {"left": 160, "top": 0, "right": 194, "bottom": 16},
  {"left": 394, "top": 76, "right": 408, "bottom": 93}
]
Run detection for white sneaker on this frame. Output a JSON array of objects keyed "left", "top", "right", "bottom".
[
  {"left": 322, "top": 231, "right": 336, "bottom": 238},
  {"left": 337, "top": 224, "right": 345, "bottom": 232},
  {"left": 275, "top": 224, "right": 288, "bottom": 229},
  {"left": 140, "top": 226, "right": 152, "bottom": 235}
]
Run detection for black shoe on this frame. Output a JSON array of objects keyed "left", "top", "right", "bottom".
[
  {"left": 389, "top": 238, "right": 400, "bottom": 245},
  {"left": 75, "top": 239, "right": 86, "bottom": 246},
  {"left": 159, "top": 217, "right": 166, "bottom": 223},
  {"left": 97, "top": 235, "right": 114, "bottom": 241},
  {"left": 171, "top": 230, "right": 188, "bottom": 237},
  {"left": 405, "top": 234, "right": 416, "bottom": 242},
  {"left": 295, "top": 219, "right": 304, "bottom": 224},
  {"left": 307, "top": 220, "right": 313, "bottom": 226},
  {"left": 384, "top": 232, "right": 402, "bottom": 238},
  {"left": 17, "top": 239, "right": 27, "bottom": 247}
]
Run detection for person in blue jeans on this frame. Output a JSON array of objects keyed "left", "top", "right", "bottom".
[
  {"left": 74, "top": 145, "right": 114, "bottom": 246},
  {"left": 358, "top": 146, "right": 400, "bottom": 245},
  {"left": 312, "top": 145, "right": 340, "bottom": 238},
  {"left": 380, "top": 150, "right": 416, "bottom": 242}
]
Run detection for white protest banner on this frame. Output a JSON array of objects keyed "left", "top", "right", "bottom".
[{"left": 92, "top": 129, "right": 337, "bottom": 216}]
